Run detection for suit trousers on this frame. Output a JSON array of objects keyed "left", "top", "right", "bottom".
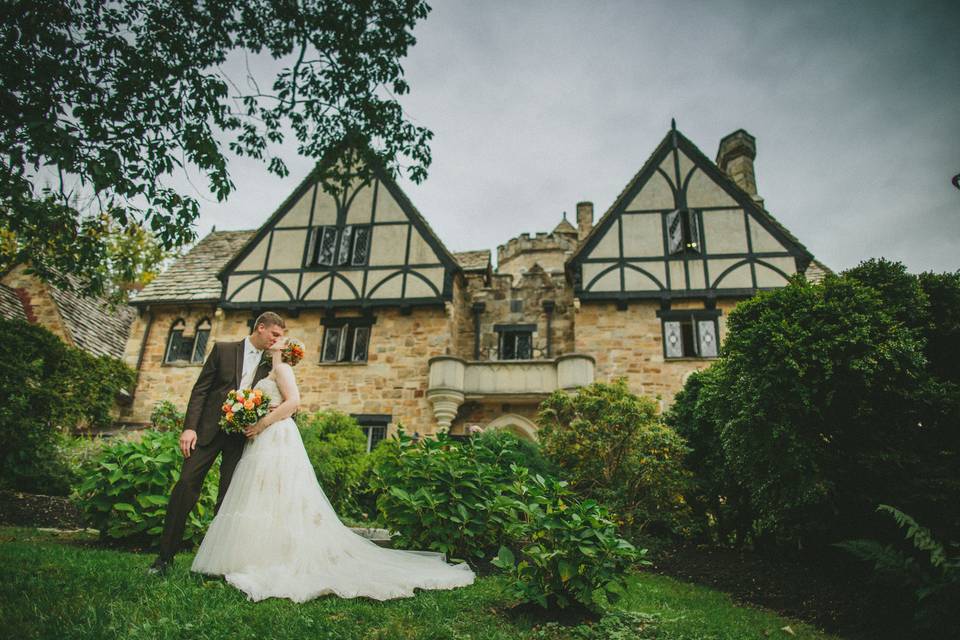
[{"left": 157, "top": 429, "right": 245, "bottom": 560}]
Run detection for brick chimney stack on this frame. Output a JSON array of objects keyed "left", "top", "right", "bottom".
[
  {"left": 576, "top": 201, "right": 593, "bottom": 242},
  {"left": 716, "top": 130, "right": 762, "bottom": 205}
]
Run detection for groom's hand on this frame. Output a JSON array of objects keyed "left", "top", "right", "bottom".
[{"left": 180, "top": 429, "right": 198, "bottom": 458}]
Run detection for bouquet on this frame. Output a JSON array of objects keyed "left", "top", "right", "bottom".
[{"left": 219, "top": 388, "right": 271, "bottom": 434}]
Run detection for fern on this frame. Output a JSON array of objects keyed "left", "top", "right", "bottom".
[
  {"left": 876, "top": 504, "right": 947, "bottom": 569},
  {"left": 835, "top": 504, "right": 960, "bottom": 635}
]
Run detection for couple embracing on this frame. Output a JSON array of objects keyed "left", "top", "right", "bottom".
[{"left": 148, "top": 312, "right": 475, "bottom": 603}]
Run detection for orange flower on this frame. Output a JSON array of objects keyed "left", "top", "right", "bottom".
[
  {"left": 243, "top": 400, "right": 255, "bottom": 410},
  {"left": 253, "top": 396, "right": 262, "bottom": 405},
  {"left": 222, "top": 403, "right": 231, "bottom": 412},
  {"left": 225, "top": 411, "right": 234, "bottom": 421},
  {"left": 254, "top": 389, "right": 263, "bottom": 397}
]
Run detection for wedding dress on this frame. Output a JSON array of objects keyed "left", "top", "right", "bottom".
[{"left": 191, "top": 374, "right": 475, "bottom": 602}]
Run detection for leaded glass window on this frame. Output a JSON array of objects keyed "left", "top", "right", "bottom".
[
  {"left": 321, "top": 322, "right": 372, "bottom": 363},
  {"left": 337, "top": 225, "right": 354, "bottom": 265},
  {"left": 697, "top": 320, "right": 717, "bottom": 357},
  {"left": 666, "top": 209, "right": 701, "bottom": 255},
  {"left": 165, "top": 318, "right": 212, "bottom": 365},
  {"left": 191, "top": 318, "right": 212, "bottom": 363},
  {"left": 661, "top": 314, "right": 719, "bottom": 359},
  {"left": 352, "top": 326, "right": 370, "bottom": 362},
  {"left": 317, "top": 226, "right": 338, "bottom": 266},
  {"left": 351, "top": 226, "right": 371, "bottom": 266},
  {"left": 500, "top": 330, "right": 533, "bottom": 360},
  {"left": 322, "top": 326, "right": 343, "bottom": 362},
  {"left": 307, "top": 225, "right": 371, "bottom": 267}
]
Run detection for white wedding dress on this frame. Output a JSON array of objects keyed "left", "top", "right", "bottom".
[{"left": 191, "top": 374, "right": 475, "bottom": 602}]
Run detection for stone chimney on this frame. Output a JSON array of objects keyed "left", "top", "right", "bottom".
[
  {"left": 716, "top": 130, "right": 762, "bottom": 205},
  {"left": 576, "top": 201, "right": 593, "bottom": 242}
]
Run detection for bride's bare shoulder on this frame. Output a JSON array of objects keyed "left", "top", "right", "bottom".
[{"left": 273, "top": 362, "right": 295, "bottom": 378}]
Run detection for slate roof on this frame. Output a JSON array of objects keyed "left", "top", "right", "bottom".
[
  {"left": 45, "top": 271, "right": 137, "bottom": 359},
  {"left": 133, "top": 230, "right": 256, "bottom": 305},
  {"left": 453, "top": 250, "right": 491, "bottom": 272},
  {"left": 0, "top": 283, "right": 27, "bottom": 322},
  {"left": 552, "top": 217, "right": 578, "bottom": 235},
  {"left": 0, "top": 267, "right": 135, "bottom": 359}
]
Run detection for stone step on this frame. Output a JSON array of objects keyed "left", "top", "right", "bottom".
[{"left": 348, "top": 526, "right": 394, "bottom": 548}]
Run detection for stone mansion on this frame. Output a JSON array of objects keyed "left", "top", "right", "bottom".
[{"left": 119, "top": 124, "right": 829, "bottom": 449}]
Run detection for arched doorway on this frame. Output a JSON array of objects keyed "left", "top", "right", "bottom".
[{"left": 481, "top": 414, "right": 539, "bottom": 441}]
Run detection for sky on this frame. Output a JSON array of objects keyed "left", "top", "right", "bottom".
[{"left": 188, "top": 0, "right": 960, "bottom": 274}]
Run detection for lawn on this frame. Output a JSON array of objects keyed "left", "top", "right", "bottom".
[{"left": 0, "top": 527, "right": 840, "bottom": 640}]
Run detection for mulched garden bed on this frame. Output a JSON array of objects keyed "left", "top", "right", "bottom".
[
  {"left": 0, "top": 489, "right": 86, "bottom": 529},
  {"left": 644, "top": 543, "right": 907, "bottom": 640}
]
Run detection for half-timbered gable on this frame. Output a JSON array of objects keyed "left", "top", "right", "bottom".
[
  {"left": 219, "top": 149, "right": 460, "bottom": 311},
  {"left": 568, "top": 123, "right": 815, "bottom": 302}
]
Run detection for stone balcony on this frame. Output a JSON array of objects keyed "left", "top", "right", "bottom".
[{"left": 425, "top": 354, "right": 595, "bottom": 429}]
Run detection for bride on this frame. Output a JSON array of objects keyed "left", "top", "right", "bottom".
[{"left": 190, "top": 337, "right": 475, "bottom": 602}]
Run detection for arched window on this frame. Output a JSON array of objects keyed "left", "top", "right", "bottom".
[
  {"left": 164, "top": 318, "right": 213, "bottom": 364},
  {"left": 192, "top": 318, "right": 212, "bottom": 363}
]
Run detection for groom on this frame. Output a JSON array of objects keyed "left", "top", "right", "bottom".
[{"left": 148, "top": 311, "right": 286, "bottom": 574}]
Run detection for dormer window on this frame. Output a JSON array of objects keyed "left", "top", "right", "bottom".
[
  {"left": 667, "top": 208, "right": 701, "bottom": 255},
  {"left": 306, "top": 225, "right": 371, "bottom": 267}
]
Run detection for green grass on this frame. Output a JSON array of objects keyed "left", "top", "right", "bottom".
[{"left": 0, "top": 527, "right": 841, "bottom": 640}]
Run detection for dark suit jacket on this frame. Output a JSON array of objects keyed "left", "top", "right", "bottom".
[{"left": 184, "top": 339, "right": 272, "bottom": 446}]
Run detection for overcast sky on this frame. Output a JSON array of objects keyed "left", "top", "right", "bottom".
[{"left": 191, "top": 0, "right": 959, "bottom": 274}]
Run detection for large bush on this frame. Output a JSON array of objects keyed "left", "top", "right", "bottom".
[
  {"left": 667, "top": 261, "right": 960, "bottom": 549},
  {"left": 371, "top": 427, "right": 517, "bottom": 562},
  {"left": 0, "top": 318, "right": 135, "bottom": 494},
  {"left": 537, "top": 379, "right": 693, "bottom": 539},
  {"left": 493, "top": 465, "right": 646, "bottom": 612},
  {"left": 295, "top": 409, "right": 368, "bottom": 518},
  {"left": 74, "top": 429, "right": 219, "bottom": 544},
  {"left": 472, "top": 428, "right": 561, "bottom": 480}
]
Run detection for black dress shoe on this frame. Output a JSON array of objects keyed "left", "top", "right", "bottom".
[{"left": 147, "top": 556, "right": 173, "bottom": 576}]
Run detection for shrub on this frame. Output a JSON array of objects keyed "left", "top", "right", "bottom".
[
  {"left": 149, "top": 400, "right": 184, "bottom": 431},
  {"left": 295, "top": 409, "right": 368, "bottom": 517},
  {"left": 472, "top": 428, "right": 560, "bottom": 480},
  {"left": 667, "top": 264, "right": 960, "bottom": 549},
  {"left": 492, "top": 465, "right": 646, "bottom": 612},
  {"left": 74, "top": 429, "right": 218, "bottom": 544},
  {"left": 0, "top": 318, "right": 134, "bottom": 494},
  {"left": 835, "top": 505, "right": 960, "bottom": 638},
  {"left": 353, "top": 437, "right": 400, "bottom": 521},
  {"left": 372, "top": 427, "right": 517, "bottom": 562},
  {"left": 537, "top": 379, "right": 693, "bottom": 539}
]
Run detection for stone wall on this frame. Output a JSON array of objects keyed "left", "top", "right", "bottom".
[
  {"left": 459, "top": 267, "right": 576, "bottom": 361},
  {"left": 496, "top": 230, "right": 578, "bottom": 278},
  {"left": 1, "top": 264, "right": 71, "bottom": 344},
  {"left": 122, "top": 305, "right": 454, "bottom": 437},
  {"left": 573, "top": 297, "right": 742, "bottom": 410}
]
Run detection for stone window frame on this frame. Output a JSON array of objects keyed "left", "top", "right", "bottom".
[
  {"left": 320, "top": 315, "right": 375, "bottom": 364},
  {"left": 163, "top": 317, "right": 212, "bottom": 366},
  {"left": 655, "top": 309, "right": 720, "bottom": 360},
  {"left": 305, "top": 224, "right": 372, "bottom": 268},
  {"left": 351, "top": 413, "right": 391, "bottom": 452},
  {"left": 494, "top": 323, "right": 536, "bottom": 361}
]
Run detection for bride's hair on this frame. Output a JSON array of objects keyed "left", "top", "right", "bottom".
[{"left": 281, "top": 337, "right": 305, "bottom": 366}]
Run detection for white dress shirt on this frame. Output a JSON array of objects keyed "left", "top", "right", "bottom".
[{"left": 239, "top": 336, "right": 263, "bottom": 390}]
